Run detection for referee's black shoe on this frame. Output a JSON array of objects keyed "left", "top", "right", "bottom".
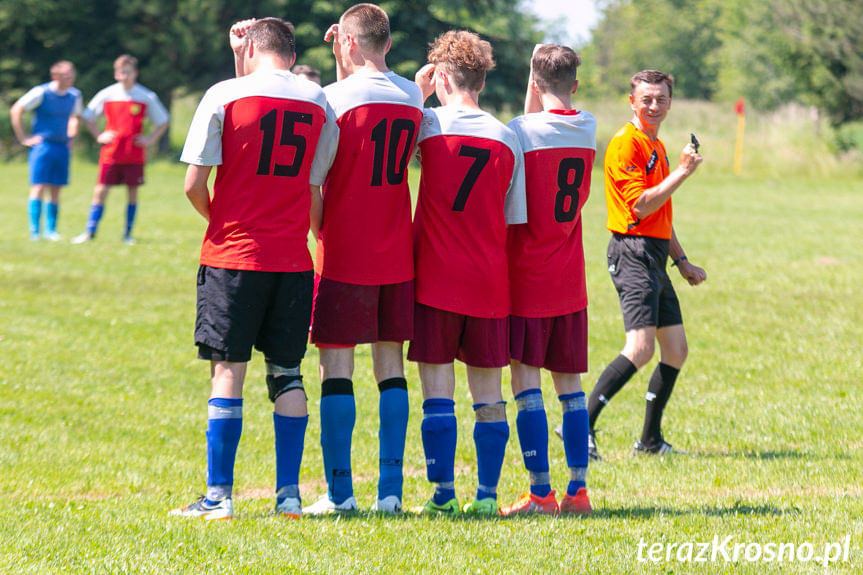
[{"left": 632, "top": 437, "right": 684, "bottom": 456}]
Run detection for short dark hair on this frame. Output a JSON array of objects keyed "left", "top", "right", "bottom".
[
  {"left": 246, "top": 17, "right": 296, "bottom": 60},
  {"left": 532, "top": 44, "right": 580, "bottom": 95},
  {"left": 340, "top": 3, "right": 390, "bottom": 54},
  {"left": 630, "top": 69, "right": 674, "bottom": 98},
  {"left": 428, "top": 30, "right": 495, "bottom": 92},
  {"left": 292, "top": 64, "right": 321, "bottom": 84}
]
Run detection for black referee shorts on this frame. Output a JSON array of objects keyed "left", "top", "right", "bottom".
[
  {"left": 195, "top": 265, "right": 313, "bottom": 364},
  {"left": 607, "top": 234, "right": 683, "bottom": 332}
]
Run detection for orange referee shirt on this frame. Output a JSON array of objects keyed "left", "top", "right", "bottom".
[{"left": 604, "top": 122, "right": 672, "bottom": 239}]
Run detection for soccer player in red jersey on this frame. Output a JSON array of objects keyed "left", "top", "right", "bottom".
[
  {"left": 409, "top": 31, "right": 526, "bottom": 516},
  {"left": 304, "top": 3, "right": 423, "bottom": 516},
  {"left": 588, "top": 70, "right": 705, "bottom": 459},
  {"left": 73, "top": 55, "right": 169, "bottom": 244},
  {"left": 499, "top": 45, "right": 595, "bottom": 516},
  {"left": 170, "top": 18, "right": 339, "bottom": 520}
]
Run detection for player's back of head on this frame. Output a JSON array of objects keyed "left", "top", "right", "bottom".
[
  {"left": 247, "top": 17, "right": 296, "bottom": 61},
  {"left": 340, "top": 3, "right": 390, "bottom": 54},
  {"left": 428, "top": 30, "right": 495, "bottom": 92},
  {"left": 532, "top": 45, "right": 580, "bottom": 95},
  {"left": 630, "top": 69, "right": 674, "bottom": 98}
]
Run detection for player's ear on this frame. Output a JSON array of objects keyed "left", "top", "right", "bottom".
[
  {"left": 530, "top": 79, "right": 541, "bottom": 96},
  {"left": 571, "top": 79, "right": 579, "bottom": 95},
  {"left": 289, "top": 52, "right": 297, "bottom": 68},
  {"left": 384, "top": 36, "right": 392, "bottom": 55}
]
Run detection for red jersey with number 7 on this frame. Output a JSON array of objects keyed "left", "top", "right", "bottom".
[
  {"left": 317, "top": 71, "right": 423, "bottom": 285},
  {"left": 507, "top": 109, "right": 597, "bottom": 317},
  {"left": 180, "top": 69, "right": 339, "bottom": 272},
  {"left": 414, "top": 106, "right": 527, "bottom": 318}
]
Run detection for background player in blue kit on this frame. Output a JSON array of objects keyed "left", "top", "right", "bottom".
[{"left": 10, "top": 60, "right": 82, "bottom": 241}]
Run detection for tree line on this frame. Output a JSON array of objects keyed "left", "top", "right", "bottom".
[{"left": 2, "top": 0, "right": 861, "bottom": 156}]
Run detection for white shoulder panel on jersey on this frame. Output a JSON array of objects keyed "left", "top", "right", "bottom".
[
  {"left": 16, "top": 85, "right": 47, "bottom": 111},
  {"left": 417, "top": 105, "right": 521, "bottom": 157},
  {"left": 128, "top": 84, "right": 170, "bottom": 126},
  {"left": 508, "top": 110, "right": 597, "bottom": 154},
  {"left": 323, "top": 71, "right": 423, "bottom": 118}
]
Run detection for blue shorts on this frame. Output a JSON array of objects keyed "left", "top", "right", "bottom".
[{"left": 29, "top": 141, "right": 70, "bottom": 186}]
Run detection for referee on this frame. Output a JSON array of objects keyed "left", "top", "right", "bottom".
[{"left": 587, "top": 69, "right": 705, "bottom": 458}]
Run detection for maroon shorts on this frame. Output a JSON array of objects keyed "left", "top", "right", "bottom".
[
  {"left": 407, "top": 303, "right": 509, "bottom": 368},
  {"left": 99, "top": 163, "right": 144, "bottom": 186},
  {"left": 510, "top": 309, "right": 588, "bottom": 374},
  {"left": 311, "top": 276, "right": 414, "bottom": 347}
]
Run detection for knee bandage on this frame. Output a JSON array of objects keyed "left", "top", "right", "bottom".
[{"left": 266, "top": 361, "right": 304, "bottom": 402}]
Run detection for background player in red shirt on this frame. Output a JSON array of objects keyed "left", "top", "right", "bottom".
[
  {"left": 500, "top": 44, "right": 595, "bottom": 516},
  {"left": 170, "top": 18, "right": 339, "bottom": 520},
  {"left": 410, "top": 31, "right": 527, "bottom": 516},
  {"left": 588, "top": 70, "right": 705, "bottom": 459},
  {"left": 73, "top": 55, "right": 169, "bottom": 245},
  {"left": 303, "top": 3, "right": 423, "bottom": 516}
]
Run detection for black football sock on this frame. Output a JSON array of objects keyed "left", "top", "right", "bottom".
[
  {"left": 587, "top": 354, "right": 637, "bottom": 431},
  {"left": 641, "top": 362, "right": 680, "bottom": 445}
]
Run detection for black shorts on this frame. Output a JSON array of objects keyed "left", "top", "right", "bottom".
[
  {"left": 195, "top": 265, "right": 313, "bottom": 363},
  {"left": 607, "top": 234, "right": 683, "bottom": 331}
]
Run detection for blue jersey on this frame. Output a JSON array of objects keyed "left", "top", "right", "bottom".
[{"left": 20, "top": 83, "right": 83, "bottom": 144}]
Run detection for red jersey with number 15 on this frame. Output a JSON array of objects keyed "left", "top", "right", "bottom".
[
  {"left": 414, "top": 106, "right": 526, "bottom": 318},
  {"left": 317, "top": 72, "right": 423, "bottom": 285},
  {"left": 180, "top": 70, "right": 339, "bottom": 273},
  {"left": 507, "top": 109, "right": 596, "bottom": 317}
]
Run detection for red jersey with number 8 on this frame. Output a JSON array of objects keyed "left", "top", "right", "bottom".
[
  {"left": 180, "top": 70, "right": 339, "bottom": 272},
  {"left": 414, "top": 106, "right": 526, "bottom": 318},
  {"left": 507, "top": 110, "right": 597, "bottom": 317},
  {"left": 316, "top": 72, "right": 423, "bottom": 285}
]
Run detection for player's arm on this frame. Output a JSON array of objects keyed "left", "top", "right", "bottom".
[
  {"left": 9, "top": 102, "right": 40, "bottom": 147},
  {"left": 309, "top": 185, "right": 323, "bottom": 239},
  {"left": 184, "top": 164, "right": 213, "bottom": 221},
  {"left": 324, "top": 24, "right": 350, "bottom": 81},
  {"left": 632, "top": 142, "right": 702, "bottom": 219},
  {"left": 415, "top": 64, "right": 436, "bottom": 104},
  {"left": 669, "top": 227, "right": 706, "bottom": 286},
  {"left": 229, "top": 19, "right": 256, "bottom": 77},
  {"left": 136, "top": 120, "right": 168, "bottom": 148},
  {"left": 524, "top": 44, "right": 543, "bottom": 115}
]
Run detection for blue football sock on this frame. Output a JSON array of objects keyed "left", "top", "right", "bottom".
[
  {"left": 421, "top": 398, "right": 457, "bottom": 505},
  {"left": 378, "top": 378, "right": 408, "bottom": 500},
  {"left": 28, "top": 198, "right": 42, "bottom": 236},
  {"left": 125, "top": 203, "right": 137, "bottom": 238},
  {"left": 85, "top": 204, "right": 104, "bottom": 236},
  {"left": 274, "top": 413, "right": 307, "bottom": 503},
  {"left": 320, "top": 378, "right": 355, "bottom": 504},
  {"left": 514, "top": 389, "right": 551, "bottom": 498},
  {"left": 560, "top": 392, "right": 589, "bottom": 496},
  {"left": 45, "top": 202, "right": 58, "bottom": 234},
  {"left": 473, "top": 403, "right": 509, "bottom": 501},
  {"left": 206, "top": 397, "right": 243, "bottom": 504}
]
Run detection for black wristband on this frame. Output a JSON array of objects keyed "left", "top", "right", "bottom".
[{"left": 671, "top": 255, "right": 687, "bottom": 267}]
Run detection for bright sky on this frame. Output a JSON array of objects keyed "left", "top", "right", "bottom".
[{"left": 526, "top": 0, "right": 600, "bottom": 45}]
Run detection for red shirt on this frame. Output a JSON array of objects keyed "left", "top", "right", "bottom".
[
  {"left": 180, "top": 70, "right": 339, "bottom": 272},
  {"left": 316, "top": 72, "right": 423, "bottom": 285},
  {"left": 414, "top": 106, "right": 526, "bottom": 318},
  {"left": 507, "top": 110, "right": 597, "bottom": 317}
]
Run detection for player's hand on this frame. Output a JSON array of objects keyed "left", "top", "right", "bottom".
[
  {"left": 678, "top": 260, "right": 706, "bottom": 286},
  {"left": 677, "top": 143, "right": 703, "bottom": 176},
  {"left": 324, "top": 23, "right": 339, "bottom": 43},
  {"left": 230, "top": 19, "right": 256, "bottom": 53},
  {"left": 415, "top": 63, "right": 436, "bottom": 101},
  {"left": 21, "top": 135, "right": 43, "bottom": 147},
  {"left": 96, "top": 130, "right": 116, "bottom": 145},
  {"left": 134, "top": 134, "right": 152, "bottom": 147}
]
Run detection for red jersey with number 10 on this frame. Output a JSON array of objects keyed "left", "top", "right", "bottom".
[
  {"left": 317, "top": 72, "right": 423, "bottom": 285},
  {"left": 180, "top": 70, "right": 339, "bottom": 272},
  {"left": 507, "top": 109, "right": 597, "bottom": 317},
  {"left": 414, "top": 106, "right": 527, "bottom": 318}
]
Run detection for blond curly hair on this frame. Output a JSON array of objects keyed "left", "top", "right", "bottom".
[{"left": 427, "top": 30, "right": 495, "bottom": 92}]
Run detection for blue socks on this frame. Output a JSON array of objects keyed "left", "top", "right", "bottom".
[
  {"left": 514, "top": 389, "right": 551, "bottom": 498},
  {"left": 274, "top": 413, "right": 307, "bottom": 503},
  {"left": 473, "top": 402, "right": 509, "bottom": 501},
  {"left": 320, "top": 378, "right": 355, "bottom": 504},
  {"left": 125, "top": 203, "right": 137, "bottom": 239},
  {"left": 85, "top": 204, "right": 104, "bottom": 236},
  {"left": 378, "top": 378, "right": 408, "bottom": 501},
  {"left": 45, "top": 202, "right": 58, "bottom": 234},
  {"left": 206, "top": 397, "right": 243, "bottom": 504},
  {"left": 28, "top": 198, "right": 42, "bottom": 236},
  {"left": 421, "top": 398, "right": 457, "bottom": 505},
  {"left": 560, "top": 391, "right": 589, "bottom": 496}
]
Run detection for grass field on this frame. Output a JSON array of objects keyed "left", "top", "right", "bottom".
[{"left": 1, "top": 100, "right": 862, "bottom": 573}]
